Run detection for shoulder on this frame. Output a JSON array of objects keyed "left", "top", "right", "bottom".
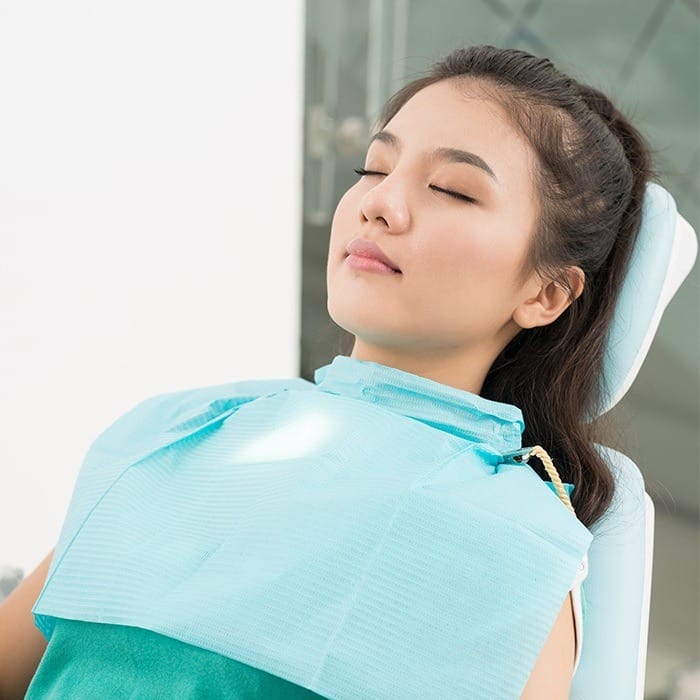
[
  {"left": 89, "top": 376, "right": 313, "bottom": 456},
  {"left": 40, "top": 376, "right": 315, "bottom": 599}
]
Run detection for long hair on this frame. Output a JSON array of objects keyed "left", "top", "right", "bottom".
[{"left": 339, "top": 45, "right": 657, "bottom": 529}]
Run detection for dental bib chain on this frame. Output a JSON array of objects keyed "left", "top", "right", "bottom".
[{"left": 503, "top": 445, "right": 577, "bottom": 516}]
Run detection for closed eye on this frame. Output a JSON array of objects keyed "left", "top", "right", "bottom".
[
  {"left": 353, "top": 168, "right": 477, "bottom": 204},
  {"left": 429, "top": 185, "right": 477, "bottom": 204},
  {"left": 353, "top": 167, "right": 384, "bottom": 178}
]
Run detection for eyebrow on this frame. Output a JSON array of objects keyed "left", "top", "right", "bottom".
[{"left": 367, "top": 129, "right": 498, "bottom": 182}]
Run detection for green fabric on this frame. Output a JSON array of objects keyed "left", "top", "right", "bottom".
[{"left": 26, "top": 617, "right": 328, "bottom": 699}]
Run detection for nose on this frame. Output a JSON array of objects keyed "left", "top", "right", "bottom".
[{"left": 359, "top": 175, "right": 411, "bottom": 233}]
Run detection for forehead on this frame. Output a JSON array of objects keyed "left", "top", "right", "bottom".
[{"left": 381, "top": 79, "right": 535, "bottom": 184}]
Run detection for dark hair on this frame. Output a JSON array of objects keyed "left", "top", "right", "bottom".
[{"left": 340, "top": 45, "right": 658, "bottom": 529}]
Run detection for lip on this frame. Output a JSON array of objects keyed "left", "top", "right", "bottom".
[{"left": 345, "top": 238, "right": 401, "bottom": 272}]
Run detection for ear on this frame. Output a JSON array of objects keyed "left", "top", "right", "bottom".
[{"left": 512, "top": 266, "right": 585, "bottom": 330}]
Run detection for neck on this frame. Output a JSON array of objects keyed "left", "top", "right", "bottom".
[{"left": 349, "top": 338, "right": 498, "bottom": 395}]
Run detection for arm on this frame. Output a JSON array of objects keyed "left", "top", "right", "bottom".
[
  {"left": 520, "top": 591, "right": 577, "bottom": 699},
  {"left": 0, "top": 548, "right": 54, "bottom": 700}
]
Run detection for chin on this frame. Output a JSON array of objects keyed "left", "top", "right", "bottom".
[{"left": 328, "top": 303, "right": 402, "bottom": 341}]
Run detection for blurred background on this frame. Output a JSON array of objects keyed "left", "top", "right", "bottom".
[{"left": 1, "top": 0, "right": 698, "bottom": 698}]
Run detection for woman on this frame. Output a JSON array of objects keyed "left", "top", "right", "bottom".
[{"left": 0, "top": 44, "right": 653, "bottom": 699}]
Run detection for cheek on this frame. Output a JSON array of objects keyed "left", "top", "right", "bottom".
[
  {"left": 416, "top": 234, "right": 504, "bottom": 285},
  {"left": 410, "top": 229, "right": 523, "bottom": 317}
]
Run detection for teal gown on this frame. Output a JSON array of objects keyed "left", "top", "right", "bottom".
[{"left": 26, "top": 617, "right": 326, "bottom": 698}]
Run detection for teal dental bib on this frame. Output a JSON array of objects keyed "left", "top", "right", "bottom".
[{"left": 33, "top": 354, "right": 591, "bottom": 699}]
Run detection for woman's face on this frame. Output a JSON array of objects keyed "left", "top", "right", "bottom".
[{"left": 326, "top": 79, "right": 550, "bottom": 387}]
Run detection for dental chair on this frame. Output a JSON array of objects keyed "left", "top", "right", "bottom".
[{"left": 569, "top": 182, "right": 698, "bottom": 699}]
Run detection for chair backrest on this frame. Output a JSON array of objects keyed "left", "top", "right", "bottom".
[
  {"left": 570, "top": 185, "right": 697, "bottom": 699},
  {"left": 571, "top": 446, "right": 655, "bottom": 699}
]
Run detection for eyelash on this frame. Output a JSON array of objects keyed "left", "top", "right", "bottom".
[{"left": 353, "top": 167, "right": 477, "bottom": 204}]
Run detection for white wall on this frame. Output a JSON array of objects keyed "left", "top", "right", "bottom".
[{"left": 0, "top": 1, "right": 305, "bottom": 574}]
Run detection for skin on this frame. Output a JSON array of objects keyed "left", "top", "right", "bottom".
[
  {"left": 327, "top": 78, "right": 584, "bottom": 394},
  {"left": 326, "top": 78, "right": 585, "bottom": 696}
]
